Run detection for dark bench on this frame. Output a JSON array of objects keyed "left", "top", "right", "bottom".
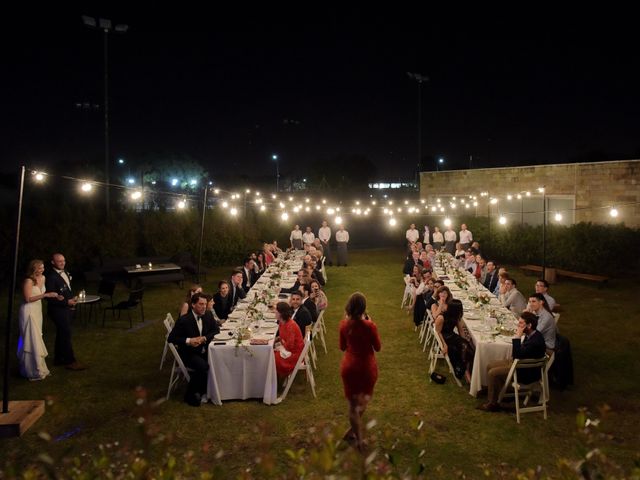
[
  {"left": 520, "top": 265, "right": 609, "bottom": 286},
  {"left": 136, "top": 272, "right": 185, "bottom": 288}
]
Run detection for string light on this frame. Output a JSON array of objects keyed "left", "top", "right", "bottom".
[
  {"left": 230, "top": 207, "right": 238, "bottom": 216},
  {"left": 499, "top": 215, "right": 507, "bottom": 225},
  {"left": 80, "top": 182, "right": 93, "bottom": 193},
  {"left": 443, "top": 218, "right": 452, "bottom": 227},
  {"left": 177, "top": 199, "right": 186, "bottom": 209},
  {"left": 389, "top": 218, "right": 397, "bottom": 226},
  {"left": 260, "top": 205, "right": 266, "bottom": 211},
  {"left": 281, "top": 212, "right": 289, "bottom": 221},
  {"left": 130, "top": 191, "right": 142, "bottom": 200},
  {"left": 610, "top": 208, "right": 619, "bottom": 218},
  {"left": 33, "top": 172, "right": 46, "bottom": 182},
  {"left": 554, "top": 213, "right": 562, "bottom": 221},
  {"left": 334, "top": 216, "right": 343, "bottom": 225}
]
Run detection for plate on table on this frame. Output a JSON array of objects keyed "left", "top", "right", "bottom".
[
  {"left": 465, "top": 312, "right": 481, "bottom": 320},
  {"left": 214, "top": 331, "right": 235, "bottom": 341}
]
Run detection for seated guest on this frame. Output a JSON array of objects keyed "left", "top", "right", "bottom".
[
  {"left": 271, "top": 240, "right": 284, "bottom": 256},
  {"left": 180, "top": 283, "right": 202, "bottom": 316},
  {"left": 535, "top": 279, "right": 557, "bottom": 311},
  {"left": 403, "top": 251, "right": 422, "bottom": 275},
  {"left": 274, "top": 301, "right": 305, "bottom": 379},
  {"left": 493, "top": 268, "right": 509, "bottom": 297},
  {"left": 203, "top": 293, "right": 222, "bottom": 325},
  {"left": 309, "top": 280, "right": 328, "bottom": 311},
  {"left": 434, "top": 299, "right": 474, "bottom": 382},
  {"left": 229, "top": 269, "right": 247, "bottom": 307},
  {"left": 463, "top": 251, "right": 477, "bottom": 274},
  {"left": 475, "top": 255, "right": 486, "bottom": 281},
  {"left": 290, "top": 291, "right": 313, "bottom": 335},
  {"left": 526, "top": 293, "right": 556, "bottom": 352},
  {"left": 454, "top": 242, "right": 466, "bottom": 260},
  {"left": 168, "top": 293, "right": 220, "bottom": 406},
  {"left": 213, "top": 281, "right": 233, "bottom": 320},
  {"left": 499, "top": 277, "right": 527, "bottom": 316},
  {"left": 241, "top": 258, "right": 257, "bottom": 291},
  {"left": 413, "top": 271, "right": 434, "bottom": 326},
  {"left": 483, "top": 261, "right": 499, "bottom": 292},
  {"left": 254, "top": 252, "right": 266, "bottom": 276},
  {"left": 300, "top": 283, "right": 318, "bottom": 323},
  {"left": 308, "top": 260, "right": 325, "bottom": 286},
  {"left": 419, "top": 251, "right": 431, "bottom": 270},
  {"left": 431, "top": 285, "right": 453, "bottom": 321},
  {"left": 263, "top": 243, "right": 275, "bottom": 266},
  {"left": 281, "top": 269, "right": 307, "bottom": 294},
  {"left": 478, "top": 311, "right": 546, "bottom": 412},
  {"left": 312, "top": 238, "right": 324, "bottom": 255},
  {"left": 404, "top": 265, "right": 421, "bottom": 289},
  {"left": 425, "top": 280, "right": 444, "bottom": 312}
]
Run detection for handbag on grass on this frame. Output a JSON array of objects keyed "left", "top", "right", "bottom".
[{"left": 430, "top": 372, "right": 446, "bottom": 384}]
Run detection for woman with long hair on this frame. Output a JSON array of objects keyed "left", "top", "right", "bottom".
[
  {"left": 213, "top": 280, "right": 232, "bottom": 321},
  {"left": 274, "top": 301, "right": 304, "bottom": 378},
  {"left": 179, "top": 284, "right": 202, "bottom": 316},
  {"left": 339, "top": 292, "right": 381, "bottom": 452},
  {"left": 17, "top": 259, "right": 60, "bottom": 380}
]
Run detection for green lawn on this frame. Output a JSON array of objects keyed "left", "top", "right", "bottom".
[{"left": 2, "top": 248, "right": 639, "bottom": 477}]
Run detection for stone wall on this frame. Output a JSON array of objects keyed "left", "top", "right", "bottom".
[{"left": 419, "top": 160, "right": 640, "bottom": 228}]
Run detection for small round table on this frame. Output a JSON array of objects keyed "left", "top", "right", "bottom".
[{"left": 75, "top": 294, "right": 101, "bottom": 324}]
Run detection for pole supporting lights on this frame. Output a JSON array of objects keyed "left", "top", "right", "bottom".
[
  {"left": 272, "top": 154, "right": 279, "bottom": 192},
  {"left": 407, "top": 72, "right": 429, "bottom": 187},
  {"left": 81, "top": 15, "right": 128, "bottom": 216}
]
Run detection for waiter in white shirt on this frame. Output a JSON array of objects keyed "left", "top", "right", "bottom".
[
  {"left": 318, "top": 220, "right": 332, "bottom": 266},
  {"left": 406, "top": 223, "right": 420, "bottom": 250},
  {"left": 335, "top": 225, "right": 350, "bottom": 266},
  {"left": 459, "top": 224, "right": 473, "bottom": 251},
  {"left": 444, "top": 226, "right": 457, "bottom": 255},
  {"left": 290, "top": 224, "right": 303, "bottom": 250},
  {"left": 302, "top": 226, "right": 315, "bottom": 246}
]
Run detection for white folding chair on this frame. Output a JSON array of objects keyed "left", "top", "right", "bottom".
[
  {"left": 552, "top": 312, "right": 560, "bottom": 325},
  {"left": 276, "top": 330, "right": 316, "bottom": 403},
  {"left": 498, "top": 356, "right": 549, "bottom": 423},
  {"left": 401, "top": 283, "right": 414, "bottom": 310},
  {"left": 166, "top": 343, "right": 194, "bottom": 400},
  {"left": 159, "top": 313, "right": 175, "bottom": 370},
  {"left": 428, "top": 325, "right": 463, "bottom": 387},
  {"left": 321, "top": 257, "right": 328, "bottom": 283}
]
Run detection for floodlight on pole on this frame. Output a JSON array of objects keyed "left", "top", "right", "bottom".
[{"left": 81, "top": 14, "right": 129, "bottom": 216}]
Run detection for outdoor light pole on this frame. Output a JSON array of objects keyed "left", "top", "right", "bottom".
[
  {"left": 197, "top": 185, "right": 208, "bottom": 282},
  {"left": 407, "top": 72, "right": 429, "bottom": 184},
  {"left": 542, "top": 187, "right": 547, "bottom": 280},
  {"left": 272, "top": 154, "right": 279, "bottom": 192},
  {"left": 81, "top": 15, "right": 128, "bottom": 216},
  {"left": 2, "top": 166, "right": 26, "bottom": 414}
]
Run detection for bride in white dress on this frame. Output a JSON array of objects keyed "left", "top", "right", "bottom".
[{"left": 17, "top": 259, "right": 60, "bottom": 380}]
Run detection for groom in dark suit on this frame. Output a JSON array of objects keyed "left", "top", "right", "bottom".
[
  {"left": 45, "top": 253, "right": 85, "bottom": 370},
  {"left": 168, "top": 292, "right": 220, "bottom": 406}
]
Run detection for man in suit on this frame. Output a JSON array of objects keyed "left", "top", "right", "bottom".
[
  {"left": 280, "top": 269, "right": 307, "bottom": 294},
  {"left": 241, "top": 258, "right": 257, "bottom": 291},
  {"left": 168, "top": 292, "right": 220, "bottom": 406},
  {"left": 300, "top": 284, "right": 318, "bottom": 323},
  {"left": 403, "top": 251, "right": 422, "bottom": 275},
  {"left": 289, "top": 291, "right": 313, "bottom": 335},
  {"left": 478, "top": 311, "right": 547, "bottom": 412},
  {"left": 45, "top": 253, "right": 85, "bottom": 370},
  {"left": 229, "top": 269, "right": 246, "bottom": 307},
  {"left": 483, "top": 261, "right": 499, "bottom": 292}
]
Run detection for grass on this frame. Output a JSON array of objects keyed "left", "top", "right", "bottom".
[{"left": 2, "top": 248, "right": 639, "bottom": 477}]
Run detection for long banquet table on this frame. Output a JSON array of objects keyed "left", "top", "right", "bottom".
[
  {"left": 434, "top": 256, "right": 519, "bottom": 397},
  {"left": 206, "top": 252, "right": 303, "bottom": 405}
]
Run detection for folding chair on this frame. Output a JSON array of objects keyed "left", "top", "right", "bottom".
[
  {"left": 552, "top": 312, "right": 560, "bottom": 325},
  {"left": 276, "top": 330, "right": 316, "bottom": 403},
  {"left": 422, "top": 310, "right": 436, "bottom": 353},
  {"left": 321, "top": 257, "right": 327, "bottom": 283},
  {"left": 159, "top": 313, "right": 175, "bottom": 370},
  {"left": 102, "top": 288, "right": 144, "bottom": 328},
  {"left": 401, "top": 283, "right": 414, "bottom": 310},
  {"left": 166, "top": 343, "right": 194, "bottom": 400},
  {"left": 498, "top": 356, "right": 549, "bottom": 423},
  {"left": 309, "top": 311, "right": 328, "bottom": 369},
  {"left": 428, "top": 324, "right": 463, "bottom": 387}
]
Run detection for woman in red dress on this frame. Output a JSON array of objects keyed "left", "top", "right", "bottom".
[
  {"left": 274, "top": 301, "right": 304, "bottom": 379},
  {"left": 339, "top": 292, "right": 381, "bottom": 451}
]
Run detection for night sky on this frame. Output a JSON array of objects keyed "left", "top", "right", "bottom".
[{"left": 3, "top": 7, "right": 639, "bottom": 181}]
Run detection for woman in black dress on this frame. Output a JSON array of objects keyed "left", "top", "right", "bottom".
[
  {"left": 434, "top": 299, "right": 474, "bottom": 382},
  {"left": 213, "top": 280, "right": 232, "bottom": 321}
]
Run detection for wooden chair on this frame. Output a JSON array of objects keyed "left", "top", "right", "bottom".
[
  {"left": 275, "top": 330, "right": 316, "bottom": 403},
  {"left": 498, "top": 355, "right": 549, "bottom": 423}
]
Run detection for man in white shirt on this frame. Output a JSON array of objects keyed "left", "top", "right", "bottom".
[
  {"left": 335, "top": 225, "right": 350, "bottom": 266},
  {"left": 318, "top": 220, "right": 332, "bottom": 266},
  {"left": 535, "top": 279, "right": 557, "bottom": 311},
  {"left": 290, "top": 225, "right": 303, "bottom": 250},
  {"left": 499, "top": 278, "right": 527, "bottom": 316},
  {"left": 526, "top": 293, "right": 556, "bottom": 351},
  {"left": 406, "top": 223, "right": 420, "bottom": 247},
  {"left": 432, "top": 227, "right": 444, "bottom": 250},
  {"left": 459, "top": 224, "right": 473, "bottom": 251},
  {"left": 302, "top": 226, "right": 315, "bottom": 246},
  {"left": 444, "top": 226, "right": 457, "bottom": 255}
]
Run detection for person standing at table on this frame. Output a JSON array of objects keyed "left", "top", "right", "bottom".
[
  {"left": 274, "top": 301, "right": 304, "bottom": 379},
  {"left": 318, "top": 220, "right": 332, "bottom": 266},
  {"left": 168, "top": 293, "right": 219, "bottom": 407},
  {"left": 431, "top": 227, "right": 444, "bottom": 251},
  {"left": 290, "top": 224, "right": 303, "bottom": 250},
  {"left": 18, "top": 259, "right": 61, "bottom": 380},
  {"left": 406, "top": 223, "right": 420, "bottom": 249},
  {"left": 459, "top": 223, "right": 473, "bottom": 251},
  {"left": 444, "top": 226, "right": 457, "bottom": 255},
  {"left": 339, "top": 292, "right": 381, "bottom": 452},
  {"left": 302, "top": 226, "right": 315, "bottom": 247},
  {"left": 45, "top": 253, "right": 85, "bottom": 370},
  {"left": 335, "top": 225, "right": 350, "bottom": 266}
]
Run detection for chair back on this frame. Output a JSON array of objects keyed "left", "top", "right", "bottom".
[
  {"left": 98, "top": 279, "right": 116, "bottom": 297},
  {"left": 128, "top": 288, "right": 144, "bottom": 306},
  {"left": 164, "top": 313, "right": 175, "bottom": 334},
  {"left": 511, "top": 356, "right": 548, "bottom": 385}
]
